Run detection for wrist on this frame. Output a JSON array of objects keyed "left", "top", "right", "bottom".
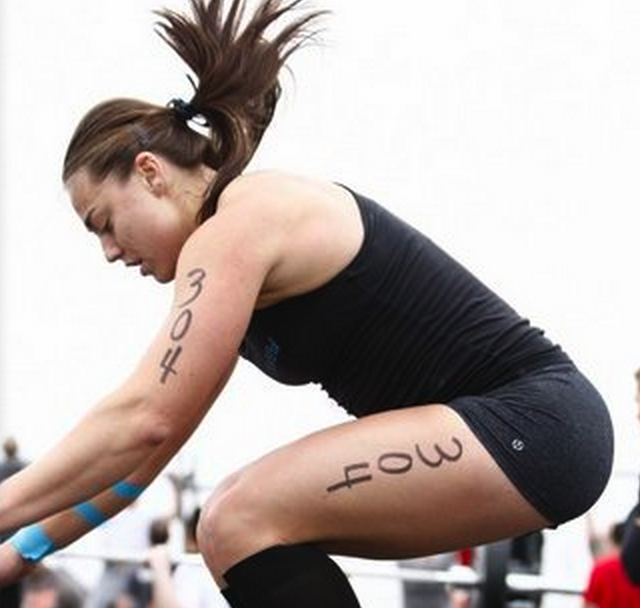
[
  {"left": 9, "top": 524, "right": 56, "bottom": 563},
  {"left": 0, "top": 541, "right": 37, "bottom": 585}
]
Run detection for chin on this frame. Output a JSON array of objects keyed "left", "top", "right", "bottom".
[{"left": 154, "top": 268, "right": 176, "bottom": 284}]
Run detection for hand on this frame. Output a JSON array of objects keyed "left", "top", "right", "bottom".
[{"left": 0, "top": 542, "right": 36, "bottom": 587}]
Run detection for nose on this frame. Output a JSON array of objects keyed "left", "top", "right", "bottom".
[{"left": 100, "top": 233, "right": 123, "bottom": 263}]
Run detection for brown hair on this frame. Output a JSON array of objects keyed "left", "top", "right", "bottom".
[{"left": 62, "top": 0, "right": 325, "bottom": 222}]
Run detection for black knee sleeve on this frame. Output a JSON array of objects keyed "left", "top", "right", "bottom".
[{"left": 222, "top": 543, "right": 361, "bottom": 608}]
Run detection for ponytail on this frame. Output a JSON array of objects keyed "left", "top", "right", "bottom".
[
  {"left": 62, "top": 0, "right": 326, "bottom": 222},
  {"left": 156, "top": 0, "right": 326, "bottom": 220}
]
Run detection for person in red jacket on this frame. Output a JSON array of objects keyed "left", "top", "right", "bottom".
[{"left": 584, "top": 522, "right": 640, "bottom": 608}]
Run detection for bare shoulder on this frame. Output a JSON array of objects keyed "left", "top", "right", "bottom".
[
  {"left": 203, "top": 170, "right": 365, "bottom": 307},
  {"left": 218, "top": 170, "right": 352, "bottom": 213},
  {"left": 183, "top": 171, "right": 343, "bottom": 257}
]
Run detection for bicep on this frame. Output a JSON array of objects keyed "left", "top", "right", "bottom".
[{"left": 123, "top": 230, "right": 266, "bottom": 433}]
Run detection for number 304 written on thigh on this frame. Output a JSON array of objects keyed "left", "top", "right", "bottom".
[
  {"left": 326, "top": 437, "right": 464, "bottom": 493},
  {"left": 159, "top": 268, "right": 207, "bottom": 384}
]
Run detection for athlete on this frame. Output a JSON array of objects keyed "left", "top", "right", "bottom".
[{"left": 0, "top": 1, "right": 614, "bottom": 606}]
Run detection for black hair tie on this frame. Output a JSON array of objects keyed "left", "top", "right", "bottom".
[
  {"left": 168, "top": 98, "right": 198, "bottom": 122},
  {"left": 168, "top": 97, "right": 211, "bottom": 128}
]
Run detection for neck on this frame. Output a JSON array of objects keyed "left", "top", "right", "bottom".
[{"left": 179, "top": 164, "right": 218, "bottom": 220}]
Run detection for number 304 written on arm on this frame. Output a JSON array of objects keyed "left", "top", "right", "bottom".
[{"left": 159, "top": 268, "right": 207, "bottom": 384}]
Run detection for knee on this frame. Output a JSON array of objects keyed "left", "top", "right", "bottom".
[
  {"left": 196, "top": 471, "right": 281, "bottom": 579},
  {"left": 196, "top": 472, "right": 242, "bottom": 566}
]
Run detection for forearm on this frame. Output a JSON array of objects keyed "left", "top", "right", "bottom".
[
  {"left": 0, "top": 458, "right": 154, "bottom": 587},
  {"left": 9, "top": 483, "right": 140, "bottom": 561},
  {"left": 3, "top": 418, "right": 203, "bottom": 568},
  {"left": 0, "top": 330, "right": 237, "bottom": 539},
  {"left": 0, "top": 361, "right": 228, "bottom": 537},
  {"left": 0, "top": 390, "right": 161, "bottom": 535}
]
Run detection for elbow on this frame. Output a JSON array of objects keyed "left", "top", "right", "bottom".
[
  {"left": 103, "top": 390, "right": 174, "bottom": 452},
  {"left": 137, "top": 406, "right": 174, "bottom": 448},
  {"left": 140, "top": 416, "right": 172, "bottom": 448}
]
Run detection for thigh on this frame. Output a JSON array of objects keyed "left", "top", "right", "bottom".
[{"left": 222, "top": 404, "right": 549, "bottom": 561}]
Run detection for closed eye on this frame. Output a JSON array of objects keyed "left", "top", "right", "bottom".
[
  {"left": 83, "top": 209, "right": 97, "bottom": 233},
  {"left": 83, "top": 208, "right": 111, "bottom": 236}
]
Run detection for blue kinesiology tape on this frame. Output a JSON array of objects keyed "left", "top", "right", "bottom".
[
  {"left": 73, "top": 502, "right": 108, "bottom": 528},
  {"left": 10, "top": 524, "right": 56, "bottom": 562},
  {"left": 112, "top": 480, "right": 145, "bottom": 500}
]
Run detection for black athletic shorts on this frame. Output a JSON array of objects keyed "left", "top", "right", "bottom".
[{"left": 448, "top": 362, "right": 613, "bottom": 526}]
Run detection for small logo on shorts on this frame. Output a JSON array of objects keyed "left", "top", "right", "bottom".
[{"left": 511, "top": 439, "right": 525, "bottom": 452}]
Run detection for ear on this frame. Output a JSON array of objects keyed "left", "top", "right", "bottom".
[{"left": 133, "top": 152, "right": 166, "bottom": 196}]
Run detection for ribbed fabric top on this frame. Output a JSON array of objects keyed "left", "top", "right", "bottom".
[{"left": 240, "top": 187, "right": 568, "bottom": 417}]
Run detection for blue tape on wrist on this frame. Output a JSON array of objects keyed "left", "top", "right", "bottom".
[
  {"left": 73, "top": 502, "right": 108, "bottom": 528},
  {"left": 113, "top": 480, "right": 145, "bottom": 500},
  {"left": 10, "top": 524, "right": 56, "bottom": 562}
]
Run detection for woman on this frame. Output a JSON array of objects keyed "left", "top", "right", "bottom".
[{"left": 0, "top": 1, "right": 614, "bottom": 606}]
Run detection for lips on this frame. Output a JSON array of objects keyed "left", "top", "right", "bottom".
[{"left": 122, "top": 259, "right": 150, "bottom": 277}]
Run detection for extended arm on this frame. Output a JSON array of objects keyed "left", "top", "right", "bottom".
[
  {"left": 0, "top": 307, "right": 239, "bottom": 536},
  {"left": 0, "top": 202, "right": 271, "bottom": 540},
  {"left": 0, "top": 353, "right": 236, "bottom": 585}
]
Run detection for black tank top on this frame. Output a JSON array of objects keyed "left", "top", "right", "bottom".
[{"left": 240, "top": 187, "right": 569, "bottom": 417}]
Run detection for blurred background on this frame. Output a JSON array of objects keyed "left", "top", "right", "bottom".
[{"left": 2, "top": 1, "right": 640, "bottom": 606}]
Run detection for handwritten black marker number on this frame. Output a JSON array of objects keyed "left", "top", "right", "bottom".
[
  {"left": 326, "top": 437, "right": 463, "bottom": 493},
  {"left": 179, "top": 268, "right": 206, "bottom": 308},
  {"left": 160, "top": 346, "right": 183, "bottom": 384},
  {"left": 159, "top": 268, "right": 207, "bottom": 384},
  {"left": 170, "top": 310, "right": 193, "bottom": 341}
]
